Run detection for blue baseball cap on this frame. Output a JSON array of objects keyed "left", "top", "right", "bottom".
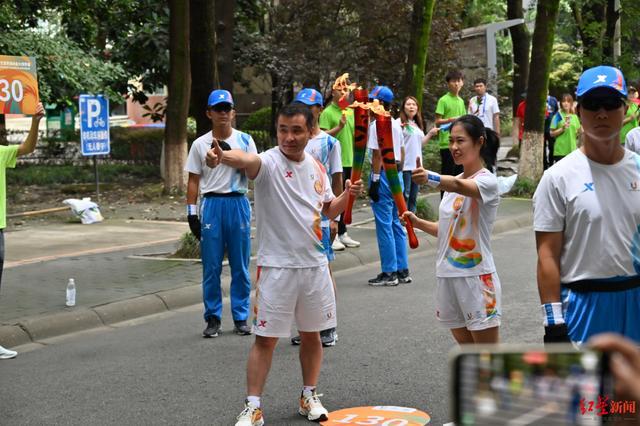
[
  {"left": 576, "top": 66, "right": 627, "bottom": 98},
  {"left": 208, "top": 89, "right": 234, "bottom": 107},
  {"left": 294, "top": 88, "right": 323, "bottom": 106},
  {"left": 368, "top": 85, "right": 394, "bottom": 103}
]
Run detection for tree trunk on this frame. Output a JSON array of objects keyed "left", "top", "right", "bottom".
[
  {"left": 571, "top": 0, "right": 606, "bottom": 69},
  {"left": 406, "top": 0, "right": 436, "bottom": 108},
  {"left": 164, "top": 0, "right": 191, "bottom": 194},
  {"left": 507, "top": 0, "right": 530, "bottom": 115},
  {"left": 215, "top": 0, "right": 236, "bottom": 92},
  {"left": 0, "top": 115, "right": 6, "bottom": 145},
  {"left": 603, "top": 0, "right": 619, "bottom": 64},
  {"left": 401, "top": 1, "right": 422, "bottom": 99},
  {"left": 190, "top": 0, "right": 216, "bottom": 137},
  {"left": 519, "top": 0, "right": 560, "bottom": 182}
]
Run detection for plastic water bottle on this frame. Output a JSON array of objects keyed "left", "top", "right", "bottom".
[{"left": 66, "top": 278, "right": 76, "bottom": 307}]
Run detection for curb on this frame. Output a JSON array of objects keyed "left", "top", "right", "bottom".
[{"left": 1, "top": 211, "right": 532, "bottom": 348}]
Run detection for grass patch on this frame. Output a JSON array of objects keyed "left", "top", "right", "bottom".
[
  {"left": 423, "top": 141, "right": 441, "bottom": 172},
  {"left": 506, "top": 144, "right": 520, "bottom": 158},
  {"left": 8, "top": 164, "right": 160, "bottom": 186},
  {"left": 509, "top": 176, "right": 538, "bottom": 198},
  {"left": 173, "top": 232, "right": 200, "bottom": 259}
]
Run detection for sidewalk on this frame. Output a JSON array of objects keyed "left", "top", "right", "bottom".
[{"left": 0, "top": 194, "right": 532, "bottom": 349}]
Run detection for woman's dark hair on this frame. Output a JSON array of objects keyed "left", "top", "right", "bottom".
[
  {"left": 451, "top": 114, "right": 500, "bottom": 170},
  {"left": 278, "top": 103, "right": 314, "bottom": 130},
  {"left": 399, "top": 96, "right": 425, "bottom": 132}
]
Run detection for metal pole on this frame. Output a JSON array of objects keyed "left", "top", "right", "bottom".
[{"left": 93, "top": 155, "right": 100, "bottom": 202}]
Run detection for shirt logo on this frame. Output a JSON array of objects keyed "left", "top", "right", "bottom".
[
  {"left": 582, "top": 182, "right": 595, "bottom": 192},
  {"left": 257, "top": 320, "right": 267, "bottom": 328},
  {"left": 594, "top": 75, "right": 607, "bottom": 84},
  {"left": 631, "top": 181, "right": 640, "bottom": 191},
  {"left": 285, "top": 170, "right": 293, "bottom": 178}
]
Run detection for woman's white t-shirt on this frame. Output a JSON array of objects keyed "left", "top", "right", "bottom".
[
  {"left": 436, "top": 169, "right": 500, "bottom": 277},
  {"left": 401, "top": 120, "right": 425, "bottom": 171}
]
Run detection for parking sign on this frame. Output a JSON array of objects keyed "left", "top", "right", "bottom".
[{"left": 79, "top": 94, "right": 110, "bottom": 156}]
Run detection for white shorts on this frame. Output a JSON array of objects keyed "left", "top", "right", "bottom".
[
  {"left": 435, "top": 273, "right": 502, "bottom": 331},
  {"left": 252, "top": 265, "right": 336, "bottom": 338}
]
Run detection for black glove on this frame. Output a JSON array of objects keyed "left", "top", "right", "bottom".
[
  {"left": 368, "top": 180, "right": 380, "bottom": 202},
  {"left": 544, "top": 324, "right": 571, "bottom": 344},
  {"left": 187, "top": 215, "right": 201, "bottom": 240}
]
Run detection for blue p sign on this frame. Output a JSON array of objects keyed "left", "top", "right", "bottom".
[{"left": 80, "top": 94, "right": 110, "bottom": 156}]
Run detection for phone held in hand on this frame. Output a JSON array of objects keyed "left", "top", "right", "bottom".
[
  {"left": 451, "top": 344, "right": 615, "bottom": 425},
  {"left": 212, "top": 139, "right": 232, "bottom": 151}
]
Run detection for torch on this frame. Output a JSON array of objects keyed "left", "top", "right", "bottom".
[
  {"left": 375, "top": 113, "right": 419, "bottom": 249},
  {"left": 343, "top": 88, "right": 369, "bottom": 225}
]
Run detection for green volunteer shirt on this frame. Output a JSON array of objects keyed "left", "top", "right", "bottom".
[
  {"left": 319, "top": 103, "right": 354, "bottom": 167},
  {"left": 435, "top": 92, "right": 466, "bottom": 149},
  {"left": 621, "top": 103, "right": 639, "bottom": 144},
  {"left": 551, "top": 112, "right": 580, "bottom": 156},
  {"left": 0, "top": 145, "right": 18, "bottom": 229}
]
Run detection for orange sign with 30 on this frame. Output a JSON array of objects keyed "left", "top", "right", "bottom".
[{"left": 0, "top": 55, "right": 39, "bottom": 115}]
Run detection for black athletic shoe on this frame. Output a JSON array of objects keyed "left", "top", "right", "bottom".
[
  {"left": 368, "top": 272, "right": 399, "bottom": 286},
  {"left": 397, "top": 269, "right": 412, "bottom": 284},
  {"left": 203, "top": 316, "right": 221, "bottom": 338},
  {"left": 291, "top": 335, "right": 301, "bottom": 345},
  {"left": 320, "top": 328, "right": 338, "bottom": 347},
  {"left": 233, "top": 320, "right": 252, "bottom": 336}
]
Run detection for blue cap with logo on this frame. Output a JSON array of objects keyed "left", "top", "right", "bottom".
[
  {"left": 368, "top": 85, "right": 394, "bottom": 103},
  {"left": 576, "top": 65, "right": 627, "bottom": 98},
  {"left": 208, "top": 89, "right": 234, "bottom": 107},
  {"left": 294, "top": 88, "right": 323, "bottom": 106}
]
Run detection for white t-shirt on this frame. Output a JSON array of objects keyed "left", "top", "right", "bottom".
[
  {"left": 533, "top": 149, "right": 640, "bottom": 283},
  {"left": 254, "top": 148, "right": 335, "bottom": 268},
  {"left": 367, "top": 117, "right": 405, "bottom": 164},
  {"left": 401, "top": 120, "right": 425, "bottom": 171},
  {"left": 305, "top": 130, "right": 343, "bottom": 178},
  {"left": 305, "top": 130, "right": 343, "bottom": 227},
  {"left": 625, "top": 127, "right": 640, "bottom": 154},
  {"left": 436, "top": 169, "right": 500, "bottom": 277},
  {"left": 468, "top": 93, "right": 500, "bottom": 131},
  {"left": 184, "top": 129, "right": 258, "bottom": 194}
]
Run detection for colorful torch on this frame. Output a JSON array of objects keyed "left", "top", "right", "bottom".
[
  {"left": 375, "top": 113, "right": 419, "bottom": 249},
  {"left": 343, "top": 88, "right": 369, "bottom": 225}
]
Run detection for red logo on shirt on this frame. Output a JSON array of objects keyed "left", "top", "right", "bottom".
[
  {"left": 257, "top": 320, "right": 267, "bottom": 328},
  {"left": 285, "top": 170, "right": 293, "bottom": 178}
]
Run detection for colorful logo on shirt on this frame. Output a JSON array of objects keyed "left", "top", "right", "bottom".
[
  {"left": 581, "top": 182, "right": 595, "bottom": 192},
  {"left": 630, "top": 181, "right": 640, "bottom": 191},
  {"left": 285, "top": 170, "right": 293, "bottom": 178},
  {"left": 446, "top": 196, "right": 483, "bottom": 269}
]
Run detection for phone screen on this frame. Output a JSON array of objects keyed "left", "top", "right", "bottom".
[{"left": 453, "top": 348, "right": 612, "bottom": 425}]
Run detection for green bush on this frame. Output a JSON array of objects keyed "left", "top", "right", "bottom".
[
  {"left": 241, "top": 106, "right": 271, "bottom": 132},
  {"left": 415, "top": 197, "right": 438, "bottom": 221},
  {"left": 7, "top": 164, "right": 159, "bottom": 186},
  {"left": 173, "top": 232, "right": 200, "bottom": 259},
  {"left": 245, "top": 129, "right": 273, "bottom": 152},
  {"left": 422, "top": 140, "right": 441, "bottom": 172},
  {"left": 509, "top": 176, "right": 538, "bottom": 198},
  {"left": 506, "top": 144, "right": 520, "bottom": 158}
]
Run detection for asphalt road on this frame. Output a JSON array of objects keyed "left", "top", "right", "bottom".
[{"left": 0, "top": 226, "right": 542, "bottom": 425}]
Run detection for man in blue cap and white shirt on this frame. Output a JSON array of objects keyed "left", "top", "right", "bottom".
[
  {"left": 366, "top": 86, "right": 410, "bottom": 286},
  {"left": 185, "top": 89, "right": 258, "bottom": 338},
  {"left": 534, "top": 66, "right": 640, "bottom": 345}
]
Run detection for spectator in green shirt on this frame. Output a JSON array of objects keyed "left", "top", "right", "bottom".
[
  {"left": 0, "top": 102, "right": 44, "bottom": 360},
  {"left": 549, "top": 94, "right": 581, "bottom": 162},
  {"left": 621, "top": 99, "right": 639, "bottom": 145},
  {"left": 435, "top": 70, "right": 466, "bottom": 197},
  {"left": 319, "top": 87, "right": 360, "bottom": 250}
]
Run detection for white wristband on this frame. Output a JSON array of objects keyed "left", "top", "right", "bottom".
[
  {"left": 426, "top": 171, "right": 441, "bottom": 188},
  {"left": 187, "top": 204, "right": 198, "bottom": 216},
  {"left": 372, "top": 173, "right": 380, "bottom": 182},
  {"left": 541, "top": 302, "right": 565, "bottom": 326}
]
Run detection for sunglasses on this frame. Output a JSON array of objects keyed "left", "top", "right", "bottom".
[
  {"left": 579, "top": 96, "right": 626, "bottom": 112},
  {"left": 209, "top": 103, "right": 233, "bottom": 113}
]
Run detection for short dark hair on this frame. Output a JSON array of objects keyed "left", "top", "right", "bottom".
[
  {"left": 277, "top": 103, "right": 314, "bottom": 130},
  {"left": 446, "top": 70, "right": 464, "bottom": 82},
  {"left": 473, "top": 78, "right": 487, "bottom": 86}
]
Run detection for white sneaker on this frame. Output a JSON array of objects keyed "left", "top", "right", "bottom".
[
  {"left": 235, "top": 400, "right": 264, "bottom": 426},
  {"left": 339, "top": 233, "right": 360, "bottom": 248},
  {"left": 331, "top": 238, "right": 346, "bottom": 251},
  {"left": 299, "top": 391, "right": 329, "bottom": 422},
  {"left": 0, "top": 345, "right": 17, "bottom": 359}
]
